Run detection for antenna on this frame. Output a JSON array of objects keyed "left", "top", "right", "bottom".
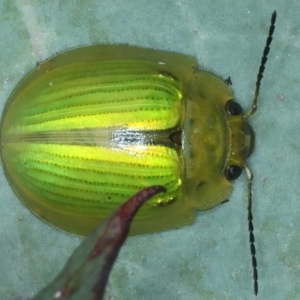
[
  {"left": 245, "top": 11, "right": 277, "bottom": 296},
  {"left": 247, "top": 11, "right": 277, "bottom": 118},
  {"left": 244, "top": 165, "right": 258, "bottom": 295}
]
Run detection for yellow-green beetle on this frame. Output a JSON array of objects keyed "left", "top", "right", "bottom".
[
  {"left": 0, "top": 14, "right": 275, "bottom": 241},
  {"left": 0, "top": 44, "right": 252, "bottom": 236}
]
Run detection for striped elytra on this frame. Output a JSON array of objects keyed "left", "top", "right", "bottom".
[{"left": 0, "top": 45, "right": 254, "bottom": 236}]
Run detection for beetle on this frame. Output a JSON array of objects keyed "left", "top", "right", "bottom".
[
  {"left": 0, "top": 43, "right": 254, "bottom": 235},
  {"left": 0, "top": 11, "right": 276, "bottom": 295}
]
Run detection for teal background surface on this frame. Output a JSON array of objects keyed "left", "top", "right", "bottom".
[{"left": 0, "top": 1, "right": 299, "bottom": 299}]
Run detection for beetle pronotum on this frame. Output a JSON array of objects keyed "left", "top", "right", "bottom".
[{"left": 0, "top": 12, "right": 276, "bottom": 295}]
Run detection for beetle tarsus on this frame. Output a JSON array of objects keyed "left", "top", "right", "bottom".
[
  {"left": 224, "top": 77, "right": 232, "bottom": 85},
  {"left": 220, "top": 199, "right": 229, "bottom": 204}
]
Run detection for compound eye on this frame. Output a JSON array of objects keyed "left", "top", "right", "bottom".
[
  {"left": 226, "top": 100, "right": 243, "bottom": 115},
  {"left": 225, "top": 165, "right": 242, "bottom": 181}
]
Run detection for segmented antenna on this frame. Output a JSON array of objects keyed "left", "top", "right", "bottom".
[
  {"left": 246, "top": 12, "right": 277, "bottom": 296},
  {"left": 245, "top": 165, "right": 258, "bottom": 295},
  {"left": 247, "top": 11, "right": 277, "bottom": 117}
]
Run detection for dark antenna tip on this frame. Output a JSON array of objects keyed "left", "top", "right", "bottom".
[{"left": 247, "top": 11, "right": 277, "bottom": 117}]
